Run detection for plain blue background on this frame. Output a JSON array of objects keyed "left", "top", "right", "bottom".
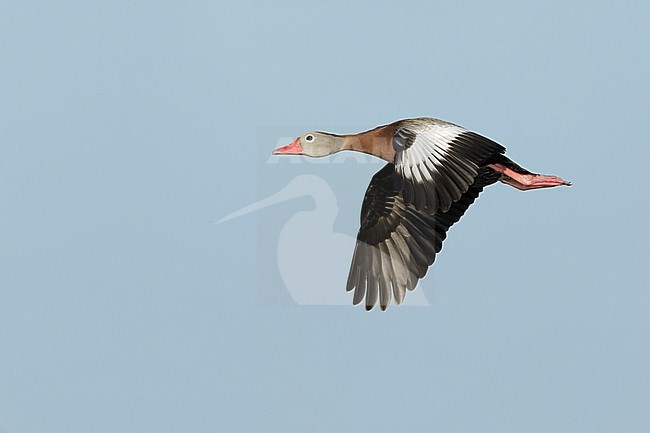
[{"left": 1, "top": 1, "right": 649, "bottom": 432}]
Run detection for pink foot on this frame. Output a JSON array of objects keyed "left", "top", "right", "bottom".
[{"left": 489, "top": 164, "right": 571, "bottom": 191}]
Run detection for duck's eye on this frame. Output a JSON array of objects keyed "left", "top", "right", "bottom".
[{"left": 305, "top": 134, "right": 314, "bottom": 142}]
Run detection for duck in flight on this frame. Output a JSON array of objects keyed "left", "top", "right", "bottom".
[{"left": 273, "top": 117, "right": 571, "bottom": 311}]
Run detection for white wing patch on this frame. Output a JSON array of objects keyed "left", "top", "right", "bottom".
[{"left": 393, "top": 120, "right": 504, "bottom": 213}]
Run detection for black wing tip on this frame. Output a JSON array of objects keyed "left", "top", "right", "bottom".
[{"left": 361, "top": 301, "right": 390, "bottom": 311}]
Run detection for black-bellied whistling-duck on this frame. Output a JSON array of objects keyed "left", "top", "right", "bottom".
[{"left": 273, "top": 117, "right": 571, "bottom": 311}]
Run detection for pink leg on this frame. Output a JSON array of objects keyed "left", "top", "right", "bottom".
[{"left": 488, "top": 163, "right": 572, "bottom": 191}]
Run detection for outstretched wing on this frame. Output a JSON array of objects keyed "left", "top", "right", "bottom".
[
  {"left": 346, "top": 163, "right": 498, "bottom": 311},
  {"left": 393, "top": 119, "right": 505, "bottom": 214}
]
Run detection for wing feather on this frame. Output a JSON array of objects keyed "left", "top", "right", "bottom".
[
  {"left": 346, "top": 163, "right": 496, "bottom": 310},
  {"left": 392, "top": 118, "right": 505, "bottom": 214}
]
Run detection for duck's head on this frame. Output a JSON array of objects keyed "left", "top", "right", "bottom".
[{"left": 273, "top": 132, "right": 345, "bottom": 157}]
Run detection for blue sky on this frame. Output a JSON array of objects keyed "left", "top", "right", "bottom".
[{"left": 1, "top": 1, "right": 649, "bottom": 432}]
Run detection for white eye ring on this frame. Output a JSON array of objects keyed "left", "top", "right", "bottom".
[{"left": 305, "top": 134, "right": 314, "bottom": 142}]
